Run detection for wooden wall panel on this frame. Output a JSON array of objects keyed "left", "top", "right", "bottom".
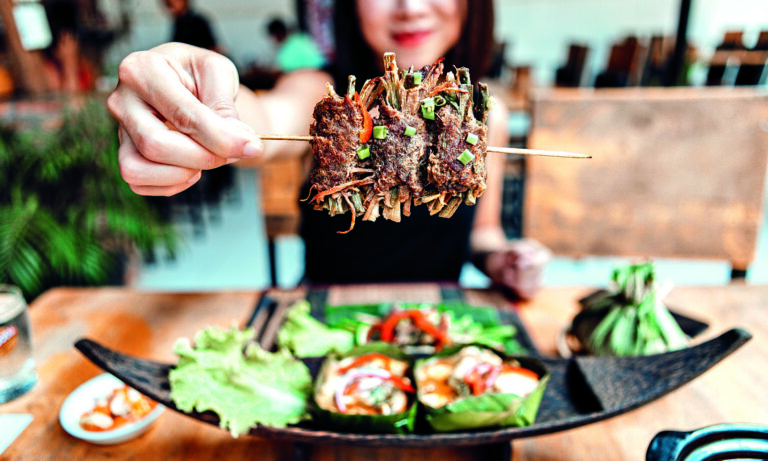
[{"left": 524, "top": 87, "right": 768, "bottom": 270}]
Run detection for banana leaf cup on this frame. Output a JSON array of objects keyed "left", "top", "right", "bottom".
[
  {"left": 310, "top": 343, "right": 418, "bottom": 434},
  {"left": 414, "top": 344, "right": 549, "bottom": 433}
]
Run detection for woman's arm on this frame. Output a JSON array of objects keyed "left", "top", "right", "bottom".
[
  {"left": 469, "top": 100, "right": 549, "bottom": 299},
  {"left": 234, "top": 69, "right": 332, "bottom": 166}
]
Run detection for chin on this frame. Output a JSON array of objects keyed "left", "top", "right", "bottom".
[{"left": 388, "top": 48, "right": 443, "bottom": 70}]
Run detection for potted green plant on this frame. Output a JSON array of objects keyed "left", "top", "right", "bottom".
[{"left": 0, "top": 98, "right": 177, "bottom": 301}]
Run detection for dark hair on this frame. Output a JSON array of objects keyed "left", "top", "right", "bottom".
[
  {"left": 43, "top": 0, "right": 79, "bottom": 61},
  {"left": 267, "top": 18, "right": 289, "bottom": 39},
  {"left": 331, "top": 0, "right": 495, "bottom": 89},
  {"left": 44, "top": 0, "right": 79, "bottom": 35}
]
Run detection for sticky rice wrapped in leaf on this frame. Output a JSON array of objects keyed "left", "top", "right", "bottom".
[
  {"left": 312, "top": 344, "right": 417, "bottom": 434},
  {"left": 414, "top": 345, "right": 548, "bottom": 432}
]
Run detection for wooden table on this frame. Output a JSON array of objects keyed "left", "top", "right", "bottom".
[{"left": 2, "top": 284, "right": 766, "bottom": 460}]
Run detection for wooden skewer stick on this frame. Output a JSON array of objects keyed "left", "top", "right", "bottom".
[
  {"left": 258, "top": 135, "right": 314, "bottom": 141},
  {"left": 258, "top": 135, "right": 591, "bottom": 159},
  {"left": 486, "top": 146, "right": 591, "bottom": 159}
]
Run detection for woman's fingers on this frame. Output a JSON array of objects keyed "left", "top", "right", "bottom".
[
  {"left": 118, "top": 91, "right": 230, "bottom": 170},
  {"left": 117, "top": 47, "right": 262, "bottom": 160},
  {"left": 128, "top": 173, "right": 202, "bottom": 196},
  {"left": 118, "top": 128, "right": 202, "bottom": 191}
]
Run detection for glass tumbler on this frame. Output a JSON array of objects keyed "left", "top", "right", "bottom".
[{"left": 0, "top": 285, "right": 37, "bottom": 403}]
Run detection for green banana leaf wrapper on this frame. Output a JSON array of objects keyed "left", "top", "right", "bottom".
[
  {"left": 415, "top": 345, "right": 549, "bottom": 433},
  {"left": 310, "top": 343, "right": 418, "bottom": 434},
  {"left": 571, "top": 286, "right": 690, "bottom": 356}
]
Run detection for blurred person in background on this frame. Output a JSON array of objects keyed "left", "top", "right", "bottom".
[
  {"left": 267, "top": 17, "right": 327, "bottom": 73},
  {"left": 107, "top": 0, "right": 548, "bottom": 300},
  {"left": 163, "top": 0, "right": 220, "bottom": 52},
  {"left": 43, "top": 0, "right": 98, "bottom": 92}
]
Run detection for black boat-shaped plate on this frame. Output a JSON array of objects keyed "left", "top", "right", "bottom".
[{"left": 74, "top": 323, "right": 751, "bottom": 447}]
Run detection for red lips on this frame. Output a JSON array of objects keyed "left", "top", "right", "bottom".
[{"left": 391, "top": 30, "right": 431, "bottom": 47}]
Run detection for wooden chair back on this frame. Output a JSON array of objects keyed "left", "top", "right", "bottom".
[
  {"left": 256, "top": 155, "right": 307, "bottom": 286},
  {"left": 524, "top": 87, "right": 768, "bottom": 276},
  {"left": 556, "top": 44, "right": 590, "bottom": 87},
  {"left": 260, "top": 156, "right": 304, "bottom": 239}
]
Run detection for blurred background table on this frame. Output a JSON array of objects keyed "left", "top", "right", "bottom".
[{"left": 2, "top": 284, "right": 766, "bottom": 460}]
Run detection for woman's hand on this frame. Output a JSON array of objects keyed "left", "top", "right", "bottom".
[
  {"left": 481, "top": 239, "right": 552, "bottom": 300},
  {"left": 107, "top": 43, "right": 263, "bottom": 196}
]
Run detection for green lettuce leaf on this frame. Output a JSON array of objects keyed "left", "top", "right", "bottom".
[
  {"left": 277, "top": 300, "right": 355, "bottom": 357},
  {"left": 169, "top": 325, "right": 312, "bottom": 437}
]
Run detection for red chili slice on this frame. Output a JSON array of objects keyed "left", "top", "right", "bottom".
[
  {"left": 366, "top": 323, "right": 381, "bottom": 342},
  {"left": 464, "top": 363, "right": 493, "bottom": 396},
  {"left": 410, "top": 311, "right": 450, "bottom": 350},
  {"left": 379, "top": 311, "right": 412, "bottom": 342},
  {"left": 387, "top": 375, "right": 415, "bottom": 393},
  {"left": 360, "top": 107, "right": 372, "bottom": 142},
  {"left": 337, "top": 353, "right": 392, "bottom": 374},
  {"left": 500, "top": 365, "right": 539, "bottom": 381},
  {"left": 378, "top": 310, "right": 450, "bottom": 349}
]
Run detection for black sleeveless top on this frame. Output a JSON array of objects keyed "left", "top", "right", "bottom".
[{"left": 299, "top": 181, "right": 476, "bottom": 284}]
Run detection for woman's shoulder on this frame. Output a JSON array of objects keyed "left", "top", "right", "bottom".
[{"left": 271, "top": 68, "right": 334, "bottom": 98}]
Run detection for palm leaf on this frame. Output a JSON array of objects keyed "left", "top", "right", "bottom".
[
  {"left": 0, "top": 200, "right": 47, "bottom": 297},
  {"left": 0, "top": 98, "right": 179, "bottom": 300}
]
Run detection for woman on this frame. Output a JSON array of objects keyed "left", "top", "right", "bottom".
[
  {"left": 43, "top": 0, "right": 97, "bottom": 92},
  {"left": 108, "top": 0, "right": 538, "bottom": 296}
]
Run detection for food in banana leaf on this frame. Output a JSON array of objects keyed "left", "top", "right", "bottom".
[
  {"left": 312, "top": 345, "right": 417, "bottom": 433},
  {"left": 326, "top": 302, "right": 522, "bottom": 355},
  {"left": 363, "top": 305, "right": 452, "bottom": 353},
  {"left": 415, "top": 345, "right": 548, "bottom": 432},
  {"left": 569, "top": 262, "right": 689, "bottom": 356}
]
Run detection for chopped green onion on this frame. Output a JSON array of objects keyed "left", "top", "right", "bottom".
[
  {"left": 404, "top": 125, "right": 416, "bottom": 137},
  {"left": 421, "top": 98, "right": 435, "bottom": 120},
  {"left": 412, "top": 73, "right": 422, "bottom": 85},
  {"left": 434, "top": 95, "right": 446, "bottom": 107},
  {"left": 466, "top": 133, "right": 479, "bottom": 145},
  {"left": 357, "top": 145, "right": 370, "bottom": 159},
  {"left": 373, "top": 126, "right": 387, "bottom": 139},
  {"left": 457, "top": 149, "right": 474, "bottom": 165}
]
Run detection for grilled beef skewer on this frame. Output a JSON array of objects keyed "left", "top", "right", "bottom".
[{"left": 307, "top": 52, "right": 490, "bottom": 231}]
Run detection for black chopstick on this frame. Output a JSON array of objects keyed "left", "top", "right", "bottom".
[{"left": 244, "top": 291, "right": 278, "bottom": 343}]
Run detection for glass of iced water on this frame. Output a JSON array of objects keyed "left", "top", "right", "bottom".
[{"left": 0, "top": 285, "right": 37, "bottom": 403}]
